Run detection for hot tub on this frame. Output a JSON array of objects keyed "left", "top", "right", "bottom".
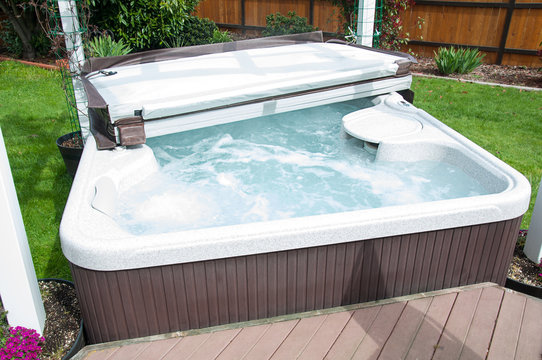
[{"left": 61, "top": 33, "right": 531, "bottom": 343}]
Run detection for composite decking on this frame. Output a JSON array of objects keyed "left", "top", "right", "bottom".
[{"left": 74, "top": 283, "right": 542, "bottom": 360}]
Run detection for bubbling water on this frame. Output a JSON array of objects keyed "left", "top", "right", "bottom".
[{"left": 114, "top": 98, "right": 488, "bottom": 235}]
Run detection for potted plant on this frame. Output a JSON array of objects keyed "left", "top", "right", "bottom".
[
  {"left": 506, "top": 230, "right": 542, "bottom": 299},
  {"left": 38, "top": 278, "right": 84, "bottom": 359},
  {"left": 0, "top": 278, "right": 84, "bottom": 359}
]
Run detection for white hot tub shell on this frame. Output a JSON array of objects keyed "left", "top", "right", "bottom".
[{"left": 60, "top": 33, "right": 531, "bottom": 343}]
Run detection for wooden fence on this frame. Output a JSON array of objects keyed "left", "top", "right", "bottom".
[
  {"left": 401, "top": 0, "right": 542, "bottom": 66},
  {"left": 195, "top": 0, "right": 541, "bottom": 66},
  {"left": 195, "top": 0, "right": 343, "bottom": 35}
]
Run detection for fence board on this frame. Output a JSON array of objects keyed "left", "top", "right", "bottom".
[
  {"left": 506, "top": 8, "right": 542, "bottom": 50},
  {"left": 245, "top": 0, "right": 310, "bottom": 27},
  {"left": 196, "top": 0, "right": 341, "bottom": 34},
  {"left": 195, "top": 0, "right": 539, "bottom": 66},
  {"left": 197, "top": 0, "right": 242, "bottom": 25},
  {"left": 313, "top": 1, "right": 343, "bottom": 33},
  {"left": 401, "top": 0, "right": 541, "bottom": 66}
]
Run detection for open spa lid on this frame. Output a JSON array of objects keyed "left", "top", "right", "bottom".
[{"left": 82, "top": 32, "right": 415, "bottom": 149}]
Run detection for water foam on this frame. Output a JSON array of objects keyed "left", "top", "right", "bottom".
[{"left": 114, "top": 99, "right": 489, "bottom": 234}]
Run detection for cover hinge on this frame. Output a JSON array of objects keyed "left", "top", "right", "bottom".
[{"left": 114, "top": 116, "right": 146, "bottom": 146}]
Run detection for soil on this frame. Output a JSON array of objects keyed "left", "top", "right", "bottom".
[
  {"left": 39, "top": 280, "right": 81, "bottom": 359},
  {"left": 507, "top": 231, "right": 542, "bottom": 288},
  {"left": 411, "top": 56, "right": 542, "bottom": 89},
  {"left": 60, "top": 136, "right": 84, "bottom": 149}
]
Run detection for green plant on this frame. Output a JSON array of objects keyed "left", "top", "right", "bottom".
[
  {"left": 87, "top": 35, "right": 132, "bottom": 57},
  {"left": 176, "top": 16, "right": 218, "bottom": 46},
  {"left": 211, "top": 29, "right": 233, "bottom": 44},
  {"left": 0, "top": 0, "right": 47, "bottom": 59},
  {"left": 262, "top": 11, "right": 316, "bottom": 37},
  {"left": 89, "top": 0, "right": 200, "bottom": 51},
  {"left": 434, "top": 47, "right": 486, "bottom": 75},
  {"left": 0, "top": 19, "right": 23, "bottom": 56},
  {"left": 323, "top": 0, "right": 417, "bottom": 50},
  {"left": 0, "top": 302, "right": 8, "bottom": 349},
  {"left": 379, "top": 0, "right": 423, "bottom": 50},
  {"left": 323, "top": 0, "right": 356, "bottom": 34}
]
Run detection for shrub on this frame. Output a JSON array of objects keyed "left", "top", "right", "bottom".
[
  {"left": 89, "top": 0, "right": 200, "bottom": 51},
  {"left": 87, "top": 35, "right": 132, "bottom": 57},
  {"left": 0, "top": 20, "right": 23, "bottom": 57},
  {"left": 0, "top": 19, "right": 50, "bottom": 58},
  {"left": 434, "top": 47, "right": 486, "bottom": 75},
  {"left": 176, "top": 16, "right": 218, "bottom": 47},
  {"left": 262, "top": 11, "right": 316, "bottom": 37}
]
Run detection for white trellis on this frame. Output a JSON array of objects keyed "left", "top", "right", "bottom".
[
  {"left": 57, "top": 0, "right": 89, "bottom": 140},
  {"left": 356, "top": 0, "right": 377, "bottom": 47}
]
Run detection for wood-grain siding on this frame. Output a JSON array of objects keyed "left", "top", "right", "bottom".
[{"left": 71, "top": 216, "right": 521, "bottom": 344}]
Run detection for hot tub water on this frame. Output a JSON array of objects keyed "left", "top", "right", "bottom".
[{"left": 113, "top": 99, "right": 489, "bottom": 235}]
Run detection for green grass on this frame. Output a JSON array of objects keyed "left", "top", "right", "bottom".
[
  {"left": 0, "top": 62, "right": 540, "bottom": 280},
  {"left": 0, "top": 61, "right": 73, "bottom": 279},
  {"left": 412, "top": 77, "right": 542, "bottom": 228}
]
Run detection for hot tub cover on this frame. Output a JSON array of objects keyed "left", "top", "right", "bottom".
[{"left": 82, "top": 32, "right": 415, "bottom": 149}]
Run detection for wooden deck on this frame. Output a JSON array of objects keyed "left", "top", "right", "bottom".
[{"left": 73, "top": 283, "right": 542, "bottom": 360}]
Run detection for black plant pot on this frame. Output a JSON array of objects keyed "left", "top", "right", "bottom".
[
  {"left": 39, "top": 278, "right": 85, "bottom": 360},
  {"left": 505, "top": 277, "right": 542, "bottom": 299},
  {"left": 56, "top": 132, "right": 83, "bottom": 178}
]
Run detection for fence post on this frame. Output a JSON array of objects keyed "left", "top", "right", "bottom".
[
  {"left": 496, "top": 0, "right": 515, "bottom": 65},
  {"left": 309, "top": 0, "right": 315, "bottom": 25},
  {"left": 0, "top": 128, "right": 46, "bottom": 334}
]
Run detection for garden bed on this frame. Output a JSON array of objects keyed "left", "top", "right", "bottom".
[{"left": 411, "top": 56, "right": 542, "bottom": 89}]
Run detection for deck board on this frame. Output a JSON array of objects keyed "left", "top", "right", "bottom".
[
  {"left": 460, "top": 286, "right": 504, "bottom": 359},
  {"left": 215, "top": 324, "right": 270, "bottom": 359},
  {"left": 269, "top": 315, "right": 327, "bottom": 359},
  {"left": 297, "top": 311, "right": 353, "bottom": 359},
  {"left": 74, "top": 284, "right": 542, "bottom": 360},
  {"left": 433, "top": 287, "right": 482, "bottom": 359},
  {"left": 351, "top": 301, "right": 406, "bottom": 360},
  {"left": 160, "top": 333, "right": 211, "bottom": 360},
  {"left": 134, "top": 338, "right": 179, "bottom": 359},
  {"left": 104, "top": 342, "right": 149, "bottom": 360},
  {"left": 188, "top": 328, "right": 241, "bottom": 360},
  {"left": 243, "top": 320, "right": 298, "bottom": 360},
  {"left": 405, "top": 293, "right": 457, "bottom": 360},
  {"left": 486, "top": 291, "right": 526, "bottom": 360},
  {"left": 324, "top": 306, "right": 381, "bottom": 359},
  {"left": 378, "top": 297, "right": 432, "bottom": 359},
  {"left": 515, "top": 297, "right": 542, "bottom": 359}
]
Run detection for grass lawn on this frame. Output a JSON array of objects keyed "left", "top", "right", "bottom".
[
  {"left": 0, "top": 61, "right": 73, "bottom": 279},
  {"left": 0, "top": 60, "right": 540, "bottom": 279}
]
